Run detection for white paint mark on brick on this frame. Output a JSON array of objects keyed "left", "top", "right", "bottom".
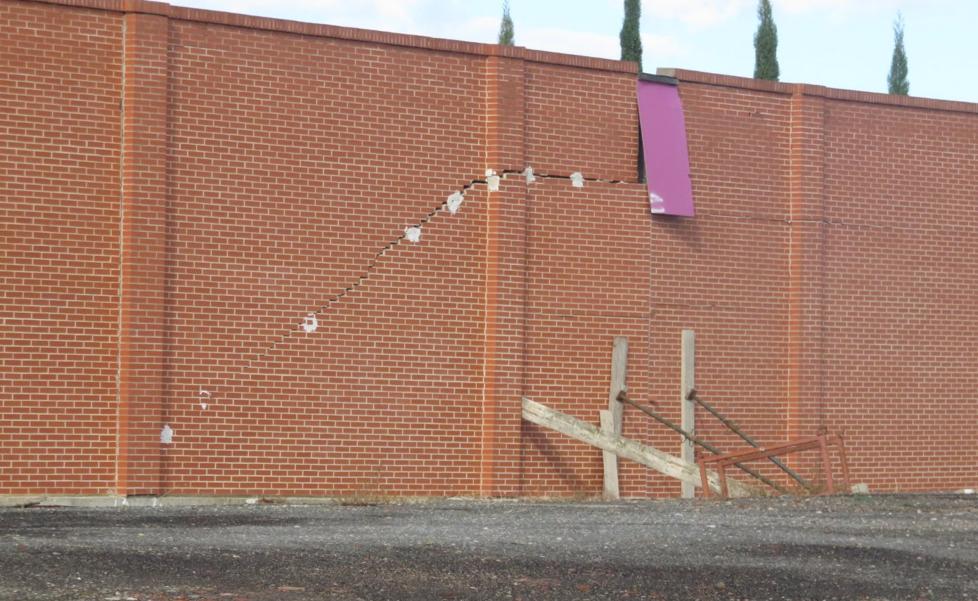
[
  {"left": 486, "top": 168, "right": 500, "bottom": 192},
  {"left": 570, "top": 172, "right": 584, "bottom": 188},
  {"left": 405, "top": 226, "right": 422, "bottom": 243},
  {"left": 523, "top": 166, "right": 535, "bottom": 184},
  {"left": 199, "top": 388, "right": 211, "bottom": 410},
  {"left": 160, "top": 424, "right": 173, "bottom": 444},
  {"left": 302, "top": 313, "right": 318, "bottom": 333},
  {"left": 649, "top": 192, "right": 666, "bottom": 214},
  {"left": 447, "top": 191, "right": 464, "bottom": 215}
]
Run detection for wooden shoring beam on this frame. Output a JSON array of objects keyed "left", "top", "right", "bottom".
[{"left": 522, "top": 397, "right": 756, "bottom": 497}]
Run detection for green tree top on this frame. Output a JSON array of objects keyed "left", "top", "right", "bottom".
[
  {"left": 498, "top": 1, "right": 515, "bottom": 46},
  {"left": 620, "top": 0, "right": 642, "bottom": 71},
  {"left": 753, "top": 0, "right": 779, "bottom": 81},
  {"left": 887, "top": 14, "right": 909, "bottom": 95}
]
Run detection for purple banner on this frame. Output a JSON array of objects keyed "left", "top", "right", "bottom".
[{"left": 637, "top": 80, "right": 695, "bottom": 217}]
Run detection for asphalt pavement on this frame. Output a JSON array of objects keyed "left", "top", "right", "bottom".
[{"left": 0, "top": 494, "right": 976, "bottom": 600}]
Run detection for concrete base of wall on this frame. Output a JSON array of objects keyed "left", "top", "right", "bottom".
[{"left": 0, "top": 495, "right": 503, "bottom": 508}]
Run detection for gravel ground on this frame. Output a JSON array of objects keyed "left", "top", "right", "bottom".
[{"left": 0, "top": 494, "right": 976, "bottom": 601}]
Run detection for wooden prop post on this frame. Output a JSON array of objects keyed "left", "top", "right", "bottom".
[{"left": 602, "top": 337, "right": 628, "bottom": 499}]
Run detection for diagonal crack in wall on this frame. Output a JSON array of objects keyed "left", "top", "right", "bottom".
[{"left": 203, "top": 167, "right": 633, "bottom": 403}]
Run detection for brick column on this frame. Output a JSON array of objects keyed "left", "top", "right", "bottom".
[
  {"left": 787, "top": 86, "right": 827, "bottom": 442},
  {"left": 485, "top": 53, "right": 526, "bottom": 171},
  {"left": 117, "top": 3, "right": 170, "bottom": 495},
  {"left": 481, "top": 53, "right": 526, "bottom": 496}
]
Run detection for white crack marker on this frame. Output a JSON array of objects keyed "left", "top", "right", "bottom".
[
  {"left": 405, "top": 226, "right": 422, "bottom": 243},
  {"left": 649, "top": 192, "right": 666, "bottom": 214},
  {"left": 523, "top": 166, "right": 536, "bottom": 184},
  {"left": 447, "top": 191, "right": 464, "bottom": 215},
  {"left": 199, "top": 388, "right": 211, "bottom": 410},
  {"left": 486, "top": 168, "right": 500, "bottom": 192},
  {"left": 570, "top": 172, "right": 584, "bottom": 188},
  {"left": 160, "top": 424, "right": 174, "bottom": 445},
  {"left": 302, "top": 313, "right": 318, "bottom": 333}
]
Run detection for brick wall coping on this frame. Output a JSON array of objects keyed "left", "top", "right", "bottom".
[
  {"left": 25, "top": 0, "right": 637, "bottom": 74},
  {"left": 660, "top": 68, "right": 978, "bottom": 115}
]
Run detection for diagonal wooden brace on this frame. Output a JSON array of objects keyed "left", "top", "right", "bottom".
[{"left": 522, "top": 397, "right": 757, "bottom": 497}]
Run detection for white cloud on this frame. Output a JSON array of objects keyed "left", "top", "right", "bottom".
[
  {"left": 642, "top": 0, "right": 753, "bottom": 28},
  {"left": 174, "top": 0, "right": 427, "bottom": 33},
  {"left": 521, "top": 28, "right": 684, "bottom": 60},
  {"left": 776, "top": 0, "right": 912, "bottom": 12},
  {"left": 445, "top": 16, "right": 684, "bottom": 62},
  {"left": 633, "top": 0, "right": 944, "bottom": 28}
]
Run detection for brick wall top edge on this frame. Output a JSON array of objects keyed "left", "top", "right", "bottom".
[
  {"left": 660, "top": 67, "right": 978, "bottom": 115},
  {"left": 19, "top": 0, "right": 637, "bottom": 74}
]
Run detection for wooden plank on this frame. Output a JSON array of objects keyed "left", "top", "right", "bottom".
[
  {"left": 522, "top": 397, "right": 755, "bottom": 497},
  {"left": 607, "top": 337, "right": 629, "bottom": 432},
  {"left": 602, "top": 337, "right": 628, "bottom": 499},
  {"left": 680, "top": 329, "right": 695, "bottom": 499},
  {"left": 599, "top": 410, "right": 619, "bottom": 499}
]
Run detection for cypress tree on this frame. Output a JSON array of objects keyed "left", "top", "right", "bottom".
[
  {"left": 498, "top": 1, "right": 515, "bottom": 46},
  {"left": 620, "top": 0, "right": 642, "bottom": 71},
  {"left": 887, "top": 14, "right": 909, "bottom": 95},
  {"left": 753, "top": 0, "right": 780, "bottom": 81}
]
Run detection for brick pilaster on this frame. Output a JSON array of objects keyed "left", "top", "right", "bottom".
[
  {"left": 481, "top": 54, "right": 527, "bottom": 496},
  {"left": 787, "top": 87, "right": 827, "bottom": 442},
  {"left": 117, "top": 6, "right": 169, "bottom": 495},
  {"left": 485, "top": 53, "right": 526, "bottom": 172}
]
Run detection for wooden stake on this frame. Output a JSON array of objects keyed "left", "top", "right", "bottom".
[{"left": 602, "top": 337, "right": 628, "bottom": 499}]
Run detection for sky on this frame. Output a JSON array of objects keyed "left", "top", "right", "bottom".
[{"left": 169, "top": 0, "right": 978, "bottom": 103}]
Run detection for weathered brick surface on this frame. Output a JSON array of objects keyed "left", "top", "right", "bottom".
[
  {"left": 525, "top": 63, "right": 639, "bottom": 182},
  {"left": 0, "top": 1, "right": 121, "bottom": 494},
  {"left": 661, "top": 70, "right": 978, "bottom": 493},
  {"left": 118, "top": 8, "right": 169, "bottom": 496},
  {"left": 640, "top": 80, "right": 792, "bottom": 496},
  {"left": 522, "top": 179, "right": 652, "bottom": 497},
  {"left": 2, "top": 1, "right": 977, "bottom": 498},
  {"left": 818, "top": 99, "right": 978, "bottom": 492},
  {"left": 161, "top": 17, "right": 489, "bottom": 495}
]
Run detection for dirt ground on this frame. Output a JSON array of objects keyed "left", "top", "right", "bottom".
[{"left": 0, "top": 493, "right": 975, "bottom": 601}]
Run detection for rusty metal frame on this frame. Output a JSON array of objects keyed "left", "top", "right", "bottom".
[{"left": 698, "top": 434, "right": 851, "bottom": 499}]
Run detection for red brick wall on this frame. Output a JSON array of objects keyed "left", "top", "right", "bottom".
[
  {"left": 118, "top": 7, "right": 170, "bottom": 495},
  {"left": 1, "top": 0, "right": 644, "bottom": 498},
  {"left": 818, "top": 98, "right": 978, "bottom": 492},
  {"left": 647, "top": 80, "right": 793, "bottom": 496},
  {"left": 3, "top": 0, "right": 977, "bottom": 499},
  {"left": 522, "top": 180, "right": 652, "bottom": 497},
  {"left": 0, "top": 1, "right": 121, "bottom": 495},
  {"left": 161, "top": 17, "right": 489, "bottom": 496},
  {"left": 664, "top": 70, "right": 978, "bottom": 494},
  {"left": 525, "top": 62, "right": 638, "bottom": 182}
]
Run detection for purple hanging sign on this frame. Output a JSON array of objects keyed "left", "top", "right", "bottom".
[{"left": 637, "top": 79, "right": 695, "bottom": 217}]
